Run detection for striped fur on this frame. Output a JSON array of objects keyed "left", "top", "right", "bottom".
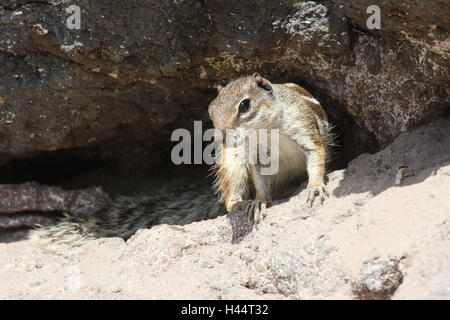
[{"left": 29, "top": 184, "right": 225, "bottom": 252}]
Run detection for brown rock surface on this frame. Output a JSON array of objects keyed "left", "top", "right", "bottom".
[{"left": 1, "top": 0, "right": 448, "bottom": 167}]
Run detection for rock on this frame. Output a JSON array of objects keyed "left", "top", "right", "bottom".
[
  {"left": 0, "top": 0, "right": 448, "bottom": 168},
  {"left": 268, "top": 251, "right": 304, "bottom": 296},
  {"left": 0, "top": 118, "right": 449, "bottom": 299},
  {"left": 246, "top": 250, "right": 305, "bottom": 296},
  {"left": 352, "top": 257, "right": 404, "bottom": 300},
  {"left": 0, "top": 182, "right": 111, "bottom": 233}
]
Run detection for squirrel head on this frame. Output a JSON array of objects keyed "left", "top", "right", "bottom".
[{"left": 208, "top": 73, "right": 275, "bottom": 133}]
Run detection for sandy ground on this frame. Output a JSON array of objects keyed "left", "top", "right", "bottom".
[{"left": 0, "top": 118, "right": 449, "bottom": 299}]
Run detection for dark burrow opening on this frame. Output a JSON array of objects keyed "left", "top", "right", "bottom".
[{"left": 0, "top": 100, "right": 381, "bottom": 243}]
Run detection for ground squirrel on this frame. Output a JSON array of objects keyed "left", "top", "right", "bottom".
[
  {"left": 29, "top": 73, "right": 334, "bottom": 251},
  {"left": 209, "top": 73, "right": 334, "bottom": 222}
]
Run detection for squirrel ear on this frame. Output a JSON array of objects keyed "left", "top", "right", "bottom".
[
  {"left": 216, "top": 85, "right": 224, "bottom": 93},
  {"left": 252, "top": 73, "right": 273, "bottom": 94}
]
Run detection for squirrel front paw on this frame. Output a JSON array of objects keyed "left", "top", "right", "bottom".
[{"left": 306, "top": 183, "right": 329, "bottom": 207}]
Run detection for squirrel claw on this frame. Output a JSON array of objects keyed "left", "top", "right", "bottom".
[
  {"left": 231, "top": 200, "right": 267, "bottom": 224},
  {"left": 244, "top": 200, "right": 266, "bottom": 224},
  {"left": 306, "top": 184, "right": 329, "bottom": 207}
]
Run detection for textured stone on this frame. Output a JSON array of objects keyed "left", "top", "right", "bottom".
[
  {"left": 0, "top": 1, "right": 448, "bottom": 168},
  {"left": 352, "top": 257, "right": 404, "bottom": 300}
]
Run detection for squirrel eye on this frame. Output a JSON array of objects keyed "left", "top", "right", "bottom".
[{"left": 238, "top": 99, "right": 250, "bottom": 115}]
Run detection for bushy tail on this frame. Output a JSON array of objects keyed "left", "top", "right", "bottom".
[
  {"left": 28, "top": 213, "right": 99, "bottom": 252},
  {"left": 29, "top": 186, "right": 224, "bottom": 252}
]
